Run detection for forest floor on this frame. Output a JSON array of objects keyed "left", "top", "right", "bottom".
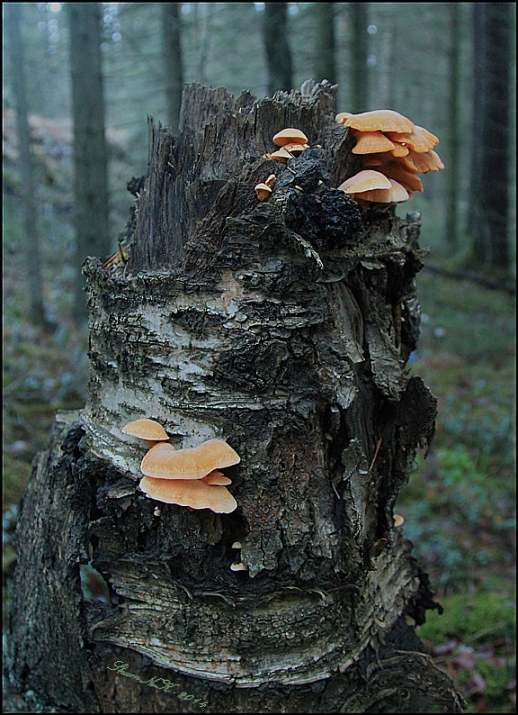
[{"left": 2, "top": 114, "right": 516, "bottom": 711}]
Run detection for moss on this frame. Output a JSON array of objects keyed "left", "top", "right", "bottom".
[{"left": 418, "top": 590, "right": 516, "bottom": 646}]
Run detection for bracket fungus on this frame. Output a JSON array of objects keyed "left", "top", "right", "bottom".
[
  {"left": 138, "top": 438, "right": 240, "bottom": 513},
  {"left": 140, "top": 476, "right": 238, "bottom": 513},
  {"left": 141, "top": 439, "right": 240, "bottom": 480}
]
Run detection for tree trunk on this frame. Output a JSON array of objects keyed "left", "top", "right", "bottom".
[
  {"left": 313, "top": 3, "right": 337, "bottom": 85},
  {"left": 349, "top": 3, "right": 369, "bottom": 112},
  {"left": 5, "top": 2, "right": 47, "bottom": 327},
  {"left": 68, "top": 2, "right": 110, "bottom": 322},
  {"left": 469, "top": 3, "right": 511, "bottom": 272},
  {"left": 263, "top": 3, "right": 293, "bottom": 95},
  {"left": 7, "top": 81, "right": 465, "bottom": 713},
  {"left": 445, "top": 3, "right": 460, "bottom": 253},
  {"left": 161, "top": 2, "right": 184, "bottom": 133}
]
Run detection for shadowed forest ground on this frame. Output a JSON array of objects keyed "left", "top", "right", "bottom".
[{"left": 2, "top": 116, "right": 515, "bottom": 712}]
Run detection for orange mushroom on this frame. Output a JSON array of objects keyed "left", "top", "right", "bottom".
[
  {"left": 374, "top": 162, "right": 424, "bottom": 192},
  {"left": 353, "top": 178, "right": 410, "bottom": 205},
  {"left": 272, "top": 127, "right": 308, "bottom": 146},
  {"left": 139, "top": 475, "right": 238, "bottom": 513},
  {"left": 400, "top": 149, "right": 444, "bottom": 174},
  {"left": 338, "top": 169, "right": 392, "bottom": 194},
  {"left": 385, "top": 125, "right": 439, "bottom": 152},
  {"left": 122, "top": 418, "right": 169, "bottom": 447},
  {"left": 263, "top": 146, "right": 294, "bottom": 163},
  {"left": 344, "top": 109, "right": 415, "bottom": 134},
  {"left": 141, "top": 439, "right": 240, "bottom": 480},
  {"left": 255, "top": 182, "right": 272, "bottom": 201},
  {"left": 351, "top": 130, "right": 396, "bottom": 155}
]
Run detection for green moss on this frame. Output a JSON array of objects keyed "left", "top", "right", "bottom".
[{"left": 418, "top": 590, "right": 516, "bottom": 646}]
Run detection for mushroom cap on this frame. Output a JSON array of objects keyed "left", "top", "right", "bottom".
[
  {"left": 351, "top": 130, "right": 396, "bottom": 155},
  {"left": 400, "top": 149, "right": 444, "bottom": 174},
  {"left": 345, "top": 109, "right": 415, "bottom": 134},
  {"left": 230, "top": 562, "right": 248, "bottom": 571},
  {"left": 140, "top": 476, "right": 238, "bottom": 513},
  {"left": 374, "top": 162, "right": 424, "bottom": 192},
  {"left": 255, "top": 182, "right": 272, "bottom": 200},
  {"left": 282, "top": 142, "right": 308, "bottom": 155},
  {"left": 201, "top": 470, "right": 233, "bottom": 486},
  {"left": 267, "top": 147, "right": 294, "bottom": 163},
  {"left": 386, "top": 125, "right": 439, "bottom": 152},
  {"left": 353, "top": 178, "right": 410, "bottom": 204},
  {"left": 141, "top": 439, "right": 240, "bottom": 480},
  {"left": 122, "top": 418, "right": 169, "bottom": 442},
  {"left": 338, "top": 169, "right": 392, "bottom": 194},
  {"left": 272, "top": 128, "right": 309, "bottom": 146},
  {"left": 393, "top": 514, "right": 405, "bottom": 527},
  {"left": 390, "top": 142, "right": 410, "bottom": 157}
]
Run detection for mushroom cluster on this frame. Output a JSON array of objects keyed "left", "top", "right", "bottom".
[
  {"left": 263, "top": 127, "right": 309, "bottom": 164},
  {"left": 255, "top": 173, "right": 277, "bottom": 201},
  {"left": 122, "top": 419, "right": 239, "bottom": 513},
  {"left": 336, "top": 109, "right": 444, "bottom": 206}
]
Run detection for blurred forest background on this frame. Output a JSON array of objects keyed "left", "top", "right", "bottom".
[{"left": 3, "top": 3, "right": 516, "bottom": 712}]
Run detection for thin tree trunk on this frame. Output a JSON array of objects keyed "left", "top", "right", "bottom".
[
  {"left": 161, "top": 2, "right": 184, "bottom": 133},
  {"left": 263, "top": 3, "right": 293, "bottom": 95},
  {"left": 5, "top": 3, "right": 47, "bottom": 326},
  {"left": 314, "top": 3, "right": 337, "bottom": 84},
  {"left": 349, "top": 2, "right": 369, "bottom": 112},
  {"left": 469, "top": 3, "right": 511, "bottom": 272},
  {"left": 68, "top": 2, "right": 110, "bottom": 322},
  {"left": 7, "top": 82, "right": 465, "bottom": 713},
  {"left": 445, "top": 3, "right": 460, "bottom": 253}
]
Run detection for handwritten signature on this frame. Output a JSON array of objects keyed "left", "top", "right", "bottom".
[{"left": 107, "top": 660, "right": 208, "bottom": 708}]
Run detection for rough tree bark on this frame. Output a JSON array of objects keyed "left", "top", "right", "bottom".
[{"left": 7, "top": 82, "right": 466, "bottom": 713}]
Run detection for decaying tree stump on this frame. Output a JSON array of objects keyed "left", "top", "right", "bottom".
[{"left": 7, "top": 81, "right": 466, "bottom": 713}]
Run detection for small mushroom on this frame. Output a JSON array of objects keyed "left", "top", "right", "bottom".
[
  {"left": 264, "top": 174, "right": 277, "bottom": 187},
  {"left": 141, "top": 439, "right": 240, "bottom": 480},
  {"left": 272, "top": 127, "right": 308, "bottom": 147},
  {"left": 393, "top": 514, "right": 404, "bottom": 527},
  {"left": 264, "top": 147, "right": 293, "bottom": 163},
  {"left": 230, "top": 562, "right": 248, "bottom": 572},
  {"left": 282, "top": 142, "right": 308, "bottom": 156},
  {"left": 122, "top": 418, "right": 169, "bottom": 447},
  {"left": 255, "top": 182, "right": 272, "bottom": 201},
  {"left": 231, "top": 541, "right": 242, "bottom": 549},
  {"left": 140, "top": 475, "right": 238, "bottom": 513}
]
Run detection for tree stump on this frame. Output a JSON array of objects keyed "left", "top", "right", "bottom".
[{"left": 7, "top": 81, "right": 466, "bottom": 713}]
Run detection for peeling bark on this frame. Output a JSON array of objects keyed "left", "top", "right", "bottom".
[{"left": 7, "top": 82, "right": 465, "bottom": 713}]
